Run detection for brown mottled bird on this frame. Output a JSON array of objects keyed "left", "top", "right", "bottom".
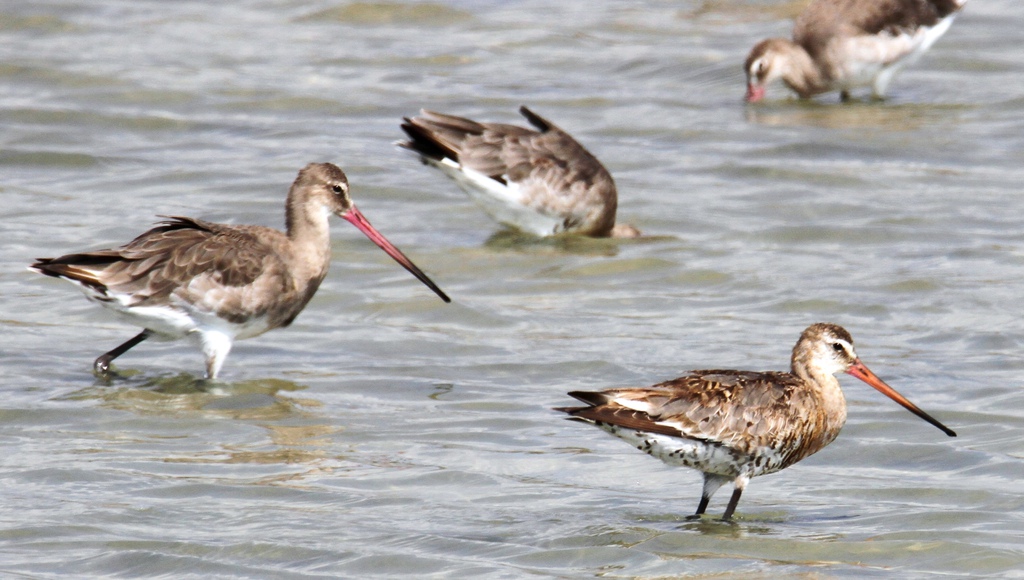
[
  {"left": 557, "top": 323, "right": 956, "bottom": 520},
  {"left": 30, "top": 163, "right": 450, "bottom": 379},
  {"left": 744, "top": 0, "right": 967, "bottom": 102},
  {"left": 398, "top": 106, "right": 639, "bottom": 238}
]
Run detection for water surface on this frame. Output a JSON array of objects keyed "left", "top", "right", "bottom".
[{"left": 2, "top": 1, "right": 1022, "bottom": 577}]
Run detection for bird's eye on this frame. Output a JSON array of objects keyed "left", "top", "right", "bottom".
[
  {"left": 831, "top": 343, "right": 844, "bottom": 353},
  {"left": 331, "top": 184, "right": 344, "bottom": 194}
]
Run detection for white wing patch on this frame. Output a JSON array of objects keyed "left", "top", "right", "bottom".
[{"left": 614, "top": 397, "right": 661, "bottom": 414}]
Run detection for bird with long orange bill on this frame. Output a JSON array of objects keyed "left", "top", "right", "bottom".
[{"left": 557, "top": 323, "right": 956, "bottom": 520}]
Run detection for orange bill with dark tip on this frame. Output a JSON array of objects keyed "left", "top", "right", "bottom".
[
  {"left": 341, "top": 205, "right": 451, "bottom": 303},
  {"left": 846, "top": 359, "right": 956, "bottom": 437}
]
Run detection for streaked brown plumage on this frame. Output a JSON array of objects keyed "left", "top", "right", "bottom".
[
  {"left": 744, "top": 0, "right": 966, "bottom": 102},
  {"left": 557, "top": 323, "right": 956, "bottom": 520},
  {"left": 30, "top": 163, "right": 450, "bottom": 379},
  {"left": 398, "top": 106, "right": 639, "bottom": 238}
]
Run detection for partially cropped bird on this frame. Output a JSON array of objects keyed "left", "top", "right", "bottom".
[
  {"left": 398, "top": 106, "right": 639, "bottom": 238},
  {"left": 30, "top": 163, "right": 450, "bottom": 379},
  {"left": 557, "top": 323, "right": 956, "bottom": 520},
  {"left": 744, "top": 0, "right": 967, "bottom": 102}
]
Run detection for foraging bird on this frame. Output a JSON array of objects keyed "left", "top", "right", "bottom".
[
  {"left": 744, "top": 0, "right": 967, "bottom": 102},
  {"left": 30, "top": 162, "right": 450, "bottom": 379},
  {"left": 557, "top": 323, "right": 956, "bottom": 520},
  {"left": 398, "top": 106, "right": 639, "bottom": 238}
]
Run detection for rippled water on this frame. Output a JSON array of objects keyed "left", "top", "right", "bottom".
[{"left": 3, "top": 1, "right": 1023, "bottom": 577}]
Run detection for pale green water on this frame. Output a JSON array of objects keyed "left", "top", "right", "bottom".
[{"left": 2, "top": 1, "right": 1022, "bottom": 577}]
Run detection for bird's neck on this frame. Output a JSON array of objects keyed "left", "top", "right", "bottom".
[
  {"left": 284, "top": 194, "right": 333, "bottom": 282},
  {"left": 792, "top": 356, "right": 848, "bottom": 434},
  {"left": 778, "top": 41, "right": 828, "bottom": 98}
]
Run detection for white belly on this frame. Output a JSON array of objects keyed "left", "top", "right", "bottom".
[
  {"left": 597, "top": 422, "right": 789, "bottom": 478},
  {"left": 837, "top": 14, "right": 958, "bottom": 97},
  {"left": 431, "top": 158, "right": 564, "bottom": 236},
  {"left": 85, "top": 289, "right": 272, "bottom": 342}
]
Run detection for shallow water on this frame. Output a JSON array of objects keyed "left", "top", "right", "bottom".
[{"left": 3, "top": 1, "right": 1023, "bottom": 577}]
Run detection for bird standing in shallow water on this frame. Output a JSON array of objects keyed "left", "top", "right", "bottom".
[
  {"left": 744, "top": 0, "right": 967, "bottom": 102},
  {"left": 557, "top": 323, "right": 956, "bottom": 520},
  {"left": 398, "top": 107, "right": 640, "bottom": 238},
  {"left": 30, "top": 163, "right": 450, "bottom": 379}
]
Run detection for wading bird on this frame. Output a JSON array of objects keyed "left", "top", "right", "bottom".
[
  {"left": 399, "top": 107, "right": 639, "bottom": 238},
  {"left": 744, "top": 0, "right": 967, "bottom": 102},
  {"left": 557, "top": 323, "right": 956, "bottom": 520},
  {"left": 31, "top": 163, "right": 450, "bottom": 379}
]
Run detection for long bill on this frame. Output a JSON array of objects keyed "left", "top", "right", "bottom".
[
  {"left": 846, "top": 359, "right": 956, "bottom": 437},
  {"left": 745, "top": 82, "right": 765, "bottom": 103},
  {"left": 341, "top": 205, "right": 451, "bottom": 303}
]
